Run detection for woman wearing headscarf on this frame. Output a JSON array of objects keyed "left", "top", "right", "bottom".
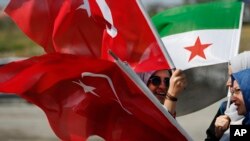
[
  {"left": 205, "top": 51, "right": 250, "bottom": 141},
  {"left": 231, "top": 68, "right": 250, "bottom": 125},
  {"left": 137, "top": 69, "right": 187, "bottom": 117},
  {"left": 214, "top": 67, "right": 250, "bottom": 141}
]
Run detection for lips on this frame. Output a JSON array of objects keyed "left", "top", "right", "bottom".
[{"left": 155, "top": 89, "right": 166, "bottom": 96}]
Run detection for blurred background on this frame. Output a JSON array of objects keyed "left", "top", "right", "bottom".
[{"left": 0, "top": 0, "right": 250, "bottom": 141}]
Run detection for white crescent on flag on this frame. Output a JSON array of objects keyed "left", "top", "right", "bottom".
[
  {"left": 74, "top": 72, "right": 132, "bottom": 115},
  {"left": 78, "top": 0, "right": 117, "bottom": 38}
]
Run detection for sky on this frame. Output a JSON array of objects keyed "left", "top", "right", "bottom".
[
  {"left": 0, "top": 0, "right": 184, "bottom": 14},
  {"left": 142, "top": 0, "right": 184, "bottom": 9},
  {"left": 0, "top": 0, "right": 9, "bottom": 7}
]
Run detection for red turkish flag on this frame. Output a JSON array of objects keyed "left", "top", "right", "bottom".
[
  {"left": 0, "top": 53, "right": 188, "bottom": 141},
  {"left": 5, "top": 0, "right": 170, "bottom": 72}
]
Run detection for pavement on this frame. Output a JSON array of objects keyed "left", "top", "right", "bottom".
[
  {"left": 176, "top": 97, "right": 225, "bottom": 141},
  {"left": 0, "top": 96, "right": 226, "bottom": 141},
  {"left": 0, "top": 98, "right": 57, "bottom": 141}
]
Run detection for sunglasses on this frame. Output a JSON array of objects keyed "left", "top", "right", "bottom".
[{"left": 148, "top": 76, "right": 170, "bottom": 87}]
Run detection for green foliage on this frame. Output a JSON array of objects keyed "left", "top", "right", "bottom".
[
  {"left": 0, "top": 17, "right": 44, "bottom": 58},
  {"left": 240, "top": 24, "right": 250, "bottom": 52},
  {"left": 0, "top": 11, "right": 249, "bottom": 58}
]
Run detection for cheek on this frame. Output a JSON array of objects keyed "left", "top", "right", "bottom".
[
  {"left": 148, "top": 84, "right": 156, "bottom": 91},
  {"left": 239, "top": 95, "right": 245, "bottom": 104},
  {"left": 232, "top": 95, "right": 241, "bottom": 103},
  {"left": 237, "top": 94, "right": 244, "bottom": 103}
]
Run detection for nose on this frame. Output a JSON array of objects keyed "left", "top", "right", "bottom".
[
  {"left": 231, "top": 94, "right": 237, "bottom": 103},
  {"left": 158, "top": 79, "right": 166, "bottom": 89}
]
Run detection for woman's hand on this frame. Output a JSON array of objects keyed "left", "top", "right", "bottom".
[
  {"left": 167, "top": 69, "right": 187, "bottom": 98},
  {"left": 215, "top": 115, "right": 231, "bottom": 137}
]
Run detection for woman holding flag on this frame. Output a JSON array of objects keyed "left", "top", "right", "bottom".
[
  {"left": 205, "top": 51, "right": 250, "bottom": 141},
  {"left": 138, "top": 69, "right": 187, "bottom": 118}
]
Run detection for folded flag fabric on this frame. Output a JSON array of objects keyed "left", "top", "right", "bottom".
[
  {"left": 0, "top": 53, "right": 190, "bottom": 141},
  {"left": 4, "top": 0, "right": 170, "bottom": 72}
]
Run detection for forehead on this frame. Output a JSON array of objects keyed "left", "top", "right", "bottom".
[
  {"left": 153, "top": 70, "right": 170, "bottom": 77},
  {"left": 233, "top": 80, "right": 239, "bottom": 88}
]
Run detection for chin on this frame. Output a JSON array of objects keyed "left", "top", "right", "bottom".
[{"left": 155, "top": 97, "right": 164, "bottom": 104}]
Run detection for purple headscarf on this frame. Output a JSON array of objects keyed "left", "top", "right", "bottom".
[{"left": 137, "top": 71, "right": 156, "bottom": 85}]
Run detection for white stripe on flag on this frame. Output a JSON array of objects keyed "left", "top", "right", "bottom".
[{"left": 161, "top": 29, "right": 240, "bottom": 70}]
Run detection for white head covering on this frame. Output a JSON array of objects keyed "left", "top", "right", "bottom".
[
  {"left": 137, "top": 71, "right": 156, "bottom": 85},
  {"left": 230, "top": 51, "right": 250, "bottom": 73},
  {"left": 220, "top": 51, "right": 250, "bottom": 141}
]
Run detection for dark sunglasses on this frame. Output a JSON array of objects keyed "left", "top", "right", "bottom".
[{"left": 148, "top": 76, "right": 170, "bottom": 87}]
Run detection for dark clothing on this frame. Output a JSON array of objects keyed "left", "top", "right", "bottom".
[{"left": 205, "top": 101, "right": 227, "bottom": 141}]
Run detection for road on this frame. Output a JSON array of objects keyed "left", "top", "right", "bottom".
[{"left": 0, "top": 98, "right": 57, "bottom": 141}]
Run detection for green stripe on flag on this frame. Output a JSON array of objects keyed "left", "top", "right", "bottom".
[{"left": 152, "top": 1, "right": 243, "bottom": 37}]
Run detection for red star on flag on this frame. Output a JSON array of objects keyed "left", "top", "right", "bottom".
[{"left": 185, "top": 37, "right": 212, "bottom": 62}]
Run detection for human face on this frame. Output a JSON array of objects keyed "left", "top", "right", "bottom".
[
  {"left": 231, "top": 80, "right": 247, "bottom": 115},
  {"left": 148, "top": 70, "right": 171, "bottom": 104}
]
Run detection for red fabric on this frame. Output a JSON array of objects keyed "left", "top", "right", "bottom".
[
  {"left": 0, "top": 53, "right": 187, "bottom": 141},
  {"left": 5, "top": 0, "right": 170, "bottom": 72}
]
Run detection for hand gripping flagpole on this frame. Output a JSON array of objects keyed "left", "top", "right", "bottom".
[{"left": 108, "top": 49, "right": 193, "bottom": 141}]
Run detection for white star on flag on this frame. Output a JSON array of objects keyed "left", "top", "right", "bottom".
[
  {"left": 73, "top": 80, "right": 100, "bottom": 97},
  {"left": 78, "top": 0, "right": 91, "bottom": 17}
]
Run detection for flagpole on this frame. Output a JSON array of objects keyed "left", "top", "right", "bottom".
[
  {"left": 136, "top": 0, "right": 176, "bottom": 69},
  {"left": 225, "top": 88, "right": 231, "bottom": 111},
  {"left": 226, "top": 2, "right": 244, "bottom": 111},
  {"left": 108, "top": 49, "right": 193, "bottom": 141}
]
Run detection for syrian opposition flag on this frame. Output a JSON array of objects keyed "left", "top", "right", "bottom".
[
  {"left": 0, "top": 53, "right": 190, "bottom": 141},
  {"left": 152, "top": 1, "right": 244, "bottom": 70},
  {"left": 3, "top": 0, "right": 170, "bottom": 72}
]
